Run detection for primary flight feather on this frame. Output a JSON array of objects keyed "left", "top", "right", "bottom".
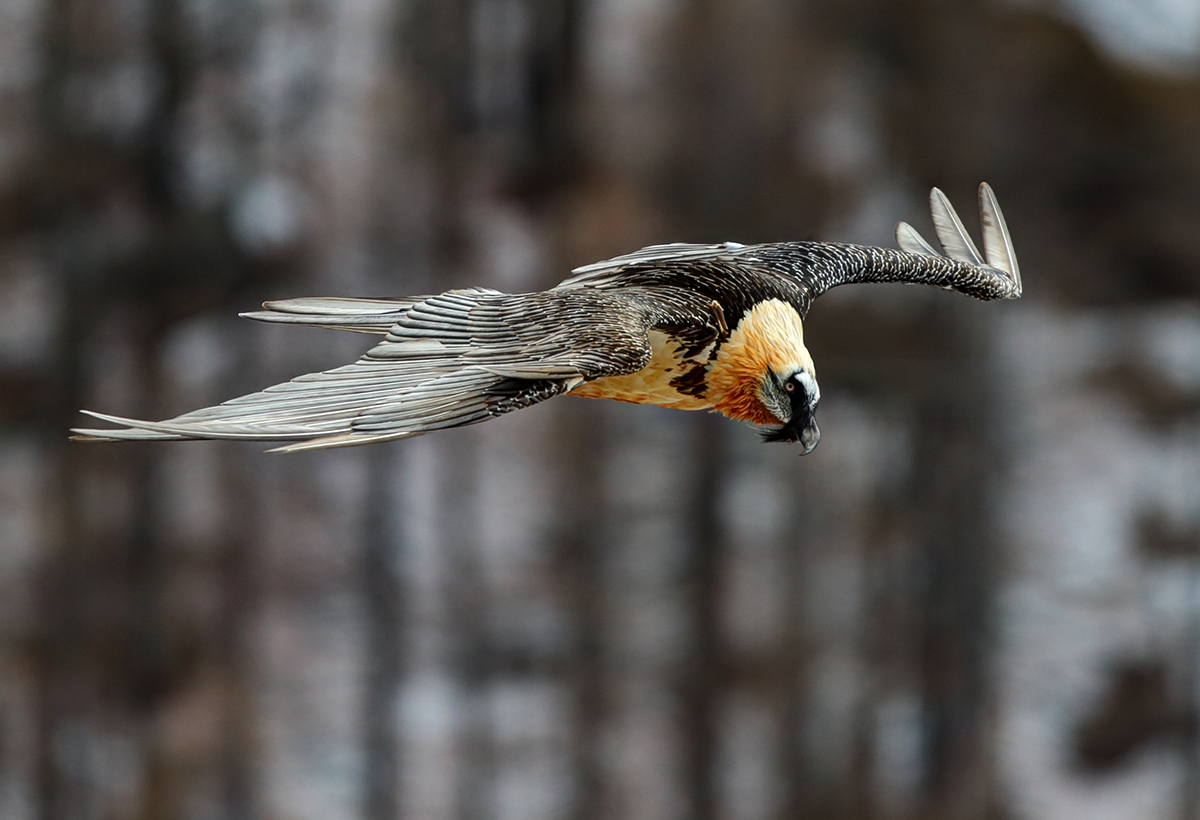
[{"left": 73, "top": 183, "right": 1022, "bottom": 453}]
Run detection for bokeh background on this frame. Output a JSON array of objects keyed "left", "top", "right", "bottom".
[{"left": 2, "top": 0, "right": 1200, "bottom": 818}]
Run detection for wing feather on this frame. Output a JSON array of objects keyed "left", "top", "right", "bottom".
[
  {"left": 894, "top": 221, "right": 940, "bottom": 257},
  {"left": 73, "top": 289, "right": 660, "bottom": 450},
  {"left": 977, "top": 182, "right": 1022, "bottom": 293},
  {"left": 929, "top": 187, "right": 985, "bottom": 266},
  {"left": 555, "top": 242, "right": 759, "bottom": 290},
  {"left": 75, "top": 182, "right": 1023, "bottom": 451},
  {"left": 263, "top": 296, "right": 419, "bottom": 315},
  {"left": 553, "top": 185, "right": 1021, "bottom": 315},
  {"left": 238, "top": 290, "right": 501, "bottom": 334}
]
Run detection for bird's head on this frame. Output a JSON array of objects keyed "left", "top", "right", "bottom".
[
  {"left": 757, "top": 367, "right": 820, "bottom": 453},
  {"left": 707, "top": 299, "right": 821, "bottom": 454}
]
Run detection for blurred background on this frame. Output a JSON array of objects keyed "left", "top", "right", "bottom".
[{"left": 2, "top": 0, "right": 1200, "bottom": 818}]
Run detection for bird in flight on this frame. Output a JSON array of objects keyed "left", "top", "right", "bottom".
[{"left": 73, "top": 184, "right": 1021, "bottom": 453}]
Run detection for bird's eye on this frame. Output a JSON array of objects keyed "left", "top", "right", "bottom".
[{"left": 785, "top": 381, "right": 795, "bottom": 392}]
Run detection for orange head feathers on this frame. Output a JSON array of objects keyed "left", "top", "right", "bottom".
[{"left": 705, "top": 299, "right": 813, "bottom": 410}]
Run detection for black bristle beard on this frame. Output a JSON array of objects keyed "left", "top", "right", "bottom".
[
  {"left": 759, "top": 400, "right": 815, "bottom": 444},
  {"left": 760, "top": 423, "right": 797, "bottom": 443}
]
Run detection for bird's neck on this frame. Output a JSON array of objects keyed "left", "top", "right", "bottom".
[{"left": 706, "top": 299, "right": 812, "bottom": 425}]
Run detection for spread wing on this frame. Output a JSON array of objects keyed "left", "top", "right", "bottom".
[
  {"left": 73, "top": 288, "right": 685, "bottom": 452},
  {"left": 74, "top": 183, "right": 1020, "bottom": 452},
  {"left": 554, "top": 183, "right": 1021, "bottom": 319}
]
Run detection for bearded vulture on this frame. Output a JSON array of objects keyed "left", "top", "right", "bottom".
[{"left": 73, "top": 184, "right": 1021, "bottom": 453}]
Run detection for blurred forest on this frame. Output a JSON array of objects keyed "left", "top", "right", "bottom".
[{"left": 2, "top": 0, "right": 1200, "bottom": 818}]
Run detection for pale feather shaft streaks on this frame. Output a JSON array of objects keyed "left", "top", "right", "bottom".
[{"left": 73, "top": 184, "right": 1022, "bottom": 451}]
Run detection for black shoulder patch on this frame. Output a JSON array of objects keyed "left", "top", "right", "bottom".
[
  {"left": 669, "top": 364, "right": 709, "bottom": 399},
  {"left": 659, "top": 323, "right": 718, "bottom": 360}
]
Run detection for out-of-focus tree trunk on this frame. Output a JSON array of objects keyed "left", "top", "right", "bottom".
[{"left": 8, "top": 0, "right": 1200, "bottom": 818}]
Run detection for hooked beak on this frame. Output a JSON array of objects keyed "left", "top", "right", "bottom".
[
  {"left": 758, "top": 407, "right": 821, "bottom": 452},
  {"left": 757, "top": 370, "right": 821, "bottom": 451},
  {"left": 799, "top": 420, "right": 820, "bottom": 455}
]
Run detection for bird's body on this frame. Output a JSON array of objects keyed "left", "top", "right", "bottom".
[
  {"left": 73, "top": 184, "right": 1022, "bottom": 453},
  {"left": 567, "top": 328, "right": 715, "bottom": 411}
]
